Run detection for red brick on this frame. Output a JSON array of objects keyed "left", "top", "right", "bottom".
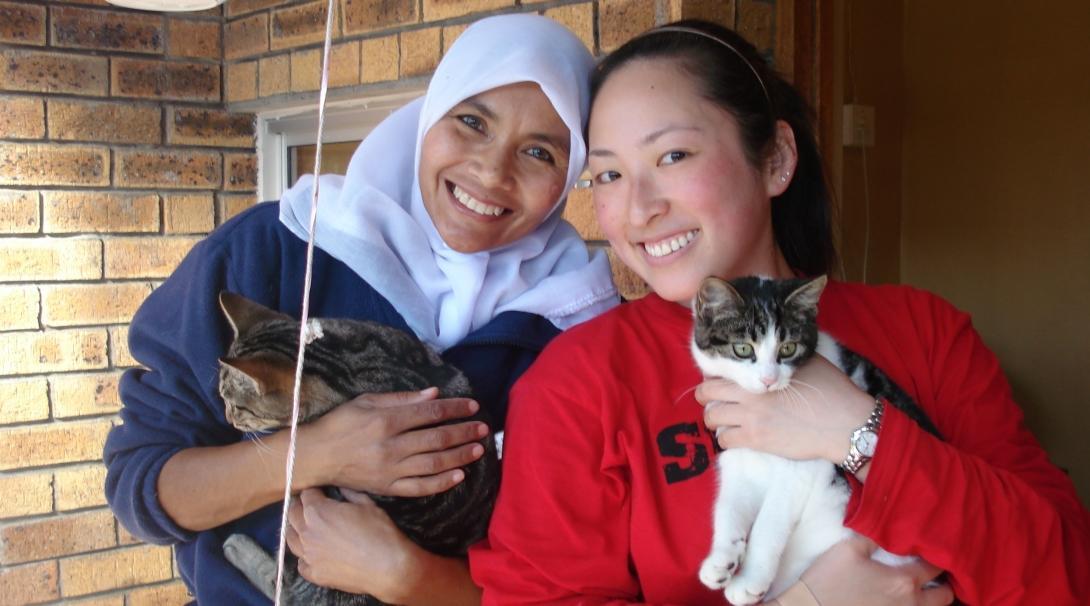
[
  {"left": 42, "top": 191, "right": 159, "bottom": 234},
  {"left": 111, "top": 58, "right": 220, "bottom": 102},
  {"left": 41, "top": 282, "right": 153, "bottom": 328},
  {"left": 604, "top": 246, "right": 650, "bottom": 300},
  {"left": 168, "top": 107, "right": 254, "bottom": 147},
  {"left": 0, "top": 377, "right": 48, "bottom": 425},
  {"left": 219, "top": 193, "right": 257, "bottom": 223},
  {"left": 271, "top": 1, "right": 339, "bottom": 51},
  {"left": 329, "top": 40, "right": 361, "bottom": 87},
  {"left": 343, "top": 0, "right": 416, "bottom": 36},
  {"left": 51, "top": 371, "right": 124, "bottom": 421},
  {"left": 104, "top": 237, "right": 200, "bottom": 279},
  {"left": 561, "top": 185, "right": 605, "bottom": 240},
  {"left": 0, "top": 95, "right": 44, "bottom": 139},
  {"left": 67, "top": 594, "right": 124, "bottom": 606},
  {"left": 441, "top": 23, "right": 468, "bottom": 55},
  {"left": 599, "top": 0, "right": 656, "bottom": 52},
  {"left": 422, "top": 0, "right": 510, "bottom": 21},
  {"left": 225, "top": 12, "right": 268, "bottom": 60},
  {"left": 227, "top": 0, "right": 289, "bottom": 18},
  {"left": 53, "top": 463, "right": 110, "bottom": 511},
  {"left": 400, "top": 27, "right": 440, "bottom": 78},
  {"left": 0, "top": 509, "right": 116, "bottom": 565},
  {"left": 0, "top": 560, "right": 59, "bottom": 604},
  {"left": 167, "top": 18, "right": 221, "bottom": 59},
  {"left": 0, "top": 2, "right": 46, "bottom": 45},
  {"left": 259, "top": 53, "right": 290, "bottom": 96},
  {"left": 51, "top": 6, "right": 164, "bottom": 54},
  {"left": 545, "top": 3, "right": 595, "bottom": 52},
  {"left": 59, "top": 544, "right": 173, "bottom": 597},
  {"left": 361, "top": 35, "right": 398, "bottom": 83},
  {"left": 0, "top": 418, "right": 113, "bottom": 471},
  {"left": 226, "top": 60, "right": 258, "bottom": 102},
  {"left": 163, "top": 193, "right": 214, "bottom": 234},
  {"left": 0, "top": 285, "right": 39, "bottom": 330},
  {"left": 48, "top": 99, "right": 161, "bottom": 145},
  {"left": 224, "top": 153, "right": 257, "bottom": 191},
  {"left": 0, "top": 328, "right": 109, "bottom": 376},
  {"left": 0, "top": 471, "right": 52, "bottom": 519},
  {"left": 291, "top": 47, "right": 321, "bottom": 92},
  {"left": 0, "top": 143, "right": 109, "bottom": 187},
  {"left": 0, "top": 238, "right": 102, "bottom": 282},
  {"left": 0, "top": 189, "right": 40, "bottom": 234},
  {"left": 109, "top": 325, "right": 136, "bottom": 368},
  {"left": 0, "top": 49, "right": 108, "bottom": 95},
  {"left": 128, "top": 581, "right": 191, "bottom": 606},
  {"left": 115, "top": 149, "right": 221, "bottom": 190},
  {"left": 665, "top": 0, "right": 736, "bottom": 26}
]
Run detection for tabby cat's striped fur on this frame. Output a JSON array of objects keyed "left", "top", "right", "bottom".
[{"left": 216, "top": 292, "right": 498, "bottom": 606}]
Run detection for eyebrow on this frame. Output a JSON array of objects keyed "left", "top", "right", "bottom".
[{"left": 588, "top": 124, "right": 701, "bottom": 158}]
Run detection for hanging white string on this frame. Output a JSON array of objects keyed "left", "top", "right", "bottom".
[{"left": 273, "top": 0, "right": 336, "bottom": 603}]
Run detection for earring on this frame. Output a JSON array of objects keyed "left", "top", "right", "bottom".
[{"left": 780, "top": 172, "right": 790, "bottom": 183}]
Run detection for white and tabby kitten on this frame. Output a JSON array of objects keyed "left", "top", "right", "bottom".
[{"left": 690, "top": 275, "right": 940, "bottom": 605}]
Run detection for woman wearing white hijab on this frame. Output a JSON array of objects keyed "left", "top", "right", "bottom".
[{"left": 104, "top": 14, "right": 616, "bottom": 605}]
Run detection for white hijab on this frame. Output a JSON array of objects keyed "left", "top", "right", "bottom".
[{"left": 280, "top": 14, "right": 618, "bottom": 350}]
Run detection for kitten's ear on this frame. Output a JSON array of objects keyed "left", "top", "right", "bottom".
[
  {"left": 219, "top": 356, "right": 296, "bottom": 395},
  {"left": 785, "top": 275, "right": 828, "bottom": 309},
  {"left": 219, "top": 292, "right": 291, "bottom": 338},
  {"left": 696, "top": 277, "right": 743, "bottom": 312}
]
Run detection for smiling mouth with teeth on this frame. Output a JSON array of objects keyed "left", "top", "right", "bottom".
[
  {"left": 451, "top": 183, "right": 506, "bottom": 217},
  {"left": 642, "top": 229, "right": 699, "bottom": 258}
]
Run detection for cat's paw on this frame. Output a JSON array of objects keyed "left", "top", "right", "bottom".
[
  {"left": 723, "top": 576, "right": 770, "bottom": 606},
  {"left": 698, "top": 539, "right": 746, "bottom": 590}
]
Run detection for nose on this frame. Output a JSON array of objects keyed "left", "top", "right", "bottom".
[
  {"left": 760, "top": 375, "right": 777, "bottom": 387},
  {"left": 471, "top": 143, "right": 515, "bottom": 190},
  {"left": 628, "top": 172, "right": 667, "bottom": 226}
]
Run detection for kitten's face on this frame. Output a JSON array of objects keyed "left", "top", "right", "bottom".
[
  {"left": 691, "top": 276, "right": 826, "bottom": 393},
  {"left": 216, "top": 292, "right": 344, "bottom": 433},
  {"left": 219, "top": 356, "right": 343, "bottom": 432}
]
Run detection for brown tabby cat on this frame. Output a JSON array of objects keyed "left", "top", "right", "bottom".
[{"left": 216, "top": 291, "right": 498, "bottom": 606}]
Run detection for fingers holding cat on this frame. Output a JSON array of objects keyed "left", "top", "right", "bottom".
[
  {"left": 696, "top": 355, "right": 875, "bottom": 465},
  {"left": 286, "top": 487, "right": 419, "bottom": 602},
  {"left": 789, "top": 535, "right": 954, "bottom": 606},
  {"left": 297, "top": 388, "right": 489, "bottom": 497}
]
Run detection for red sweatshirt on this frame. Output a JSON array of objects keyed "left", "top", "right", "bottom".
[{"left": 470, "top": 281, "right": 1090, "bottom": 605}]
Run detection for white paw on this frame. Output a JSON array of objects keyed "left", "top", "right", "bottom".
[
  {"left": 724, "top": 575, "right": 771, "bottom": 606},
  {"left": 698, "top": 538, "right": 746, "bottom": 590}
]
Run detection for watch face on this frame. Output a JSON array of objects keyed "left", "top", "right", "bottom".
[{"left": 856, "top": 430, "right": 879, "bottom": 457}]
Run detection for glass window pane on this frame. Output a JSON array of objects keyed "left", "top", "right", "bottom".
[{"left": 289, "top": 140, "right": 361, "bottom": 185}]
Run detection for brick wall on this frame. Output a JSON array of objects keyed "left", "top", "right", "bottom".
[{"left": 0, "top": 0, "right": 781, "bottom": 603}]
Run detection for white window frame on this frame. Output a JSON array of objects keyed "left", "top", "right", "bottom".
[{"left": 257, "top": 87, "right": 426, "bottom": 203}]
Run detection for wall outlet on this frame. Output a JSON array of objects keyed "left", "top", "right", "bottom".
[{"left": 843, "top": 103, "right": 876, "bottom": 147}]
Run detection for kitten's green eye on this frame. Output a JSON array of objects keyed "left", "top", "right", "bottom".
[
  {"left": 779, "top": 342, "right": 798, "bottom": 358},
  {"left": 732, "top": 343, "right": 754, "bottom": 358}
]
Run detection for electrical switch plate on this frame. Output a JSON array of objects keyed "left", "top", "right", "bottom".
[{"left": 843, "top": 104, "right": 876, "bottom": 148}]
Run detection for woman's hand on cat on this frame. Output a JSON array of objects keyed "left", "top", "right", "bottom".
[
  {"left": 299, "top": 387, "right": 489, "bottom": 497},
  {"left": 790, "top": 534, "right": 954, "bottom": 606},
  {"left": 286, "top": 487, "right": 422, "bottom": 602},
  {"left": 697, "top": 355, "right": 875, "bottom": 464}
]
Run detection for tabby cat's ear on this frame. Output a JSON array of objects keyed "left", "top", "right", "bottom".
[
  {"left": 219, "top": 356, "right": 296, "bottom": 395},
  {"left": 219, "top": 292, "right": 291, "bottom": 338},
  {"left": 696, "top": 277, "right": 743, "bottom": 312},
  {"left": 785, "top": 275, "right": 828, "bottom": 310}
]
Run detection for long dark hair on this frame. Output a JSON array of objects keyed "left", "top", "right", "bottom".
[{"left": 590, "top": 20, "right": 837, "bottom": 277}]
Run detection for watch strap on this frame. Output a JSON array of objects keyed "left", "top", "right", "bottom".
[{"left": 841, "top": 397, "right": 884, "bottom": 474}]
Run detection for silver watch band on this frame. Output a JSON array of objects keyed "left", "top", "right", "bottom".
[{"left": 841, "top": 397, "right": 884, "bottom": 474}]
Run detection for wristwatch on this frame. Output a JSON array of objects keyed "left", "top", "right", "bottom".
[{"left": 841, "top": 397, "right": 884, "bottom": 475}]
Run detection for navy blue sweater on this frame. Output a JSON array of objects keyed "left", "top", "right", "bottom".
[{"left": 103, "top": 203, "right": 560, "bottom": 604}]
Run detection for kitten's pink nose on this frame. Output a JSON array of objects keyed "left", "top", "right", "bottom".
[{"left": 760, "top": 375, "right": 777, "bottom": 387}]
